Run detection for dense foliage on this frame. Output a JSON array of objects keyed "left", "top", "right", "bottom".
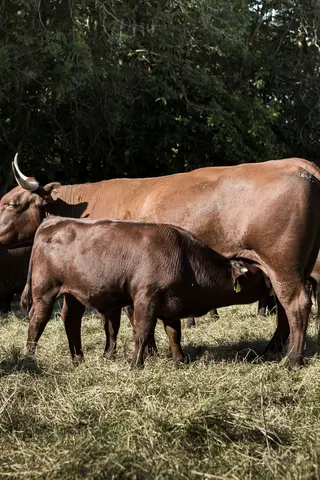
[{"left": 0, "top": 1, "right": 319, "bottom": 191}]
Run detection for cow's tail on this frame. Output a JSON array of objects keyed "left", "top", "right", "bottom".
[{"left": 21, "top": 252, "right": 33, "bottom": 314}]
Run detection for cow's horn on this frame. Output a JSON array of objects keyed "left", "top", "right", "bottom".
[{"left": 12, "top": 153, "right": 39, "bottom": 191}]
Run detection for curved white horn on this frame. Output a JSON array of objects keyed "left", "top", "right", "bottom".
[{"left": 12, "top": 153, "right": 40, "bottom": 191}]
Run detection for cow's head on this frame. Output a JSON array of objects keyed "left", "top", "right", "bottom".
[{"left": 0, "top": 154, "right": 61, "bottom": 248}]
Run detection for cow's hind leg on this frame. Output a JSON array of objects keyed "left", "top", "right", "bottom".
[
  {"left": 62, "top": 294, "right": 85, "bottom": 363},
  {"left": 285, "top": 287, "right": 311, "bottom": 367},
  {"left": 266, "top": 282, "right": 311, "bottom": 367},
  {"left": 163, "top": 319, "right": 184, "bottom": 364},
  {"left": 102, "top": 308, "right": 121, "bottom": 359},
  {"left": 26, "top": 297, "right": 55, "bottom": 356}
]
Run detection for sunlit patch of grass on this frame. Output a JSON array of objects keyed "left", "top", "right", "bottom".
[{"left": 1, "top": 304, "right": 320, "bottom": 479}]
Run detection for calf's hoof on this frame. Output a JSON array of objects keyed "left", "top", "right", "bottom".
[
  {"left": 144, "top": 344, "right": 158, "bottom": 359},
  {"left": 72, "top": 354, "right": 85, "bottom": 366},
  {"left": 173, "top": 354, "right": 186, "bottom": 367},
  {"left": 187, "top": 318, "right": 196, "bottom": 329},
  {"left": 130, "top": 360, "right": 144, "bottom": 370},
  {"left": 103, "top": 348, "right": 117, "bottom": 360},
  {"left": 25, "top": 344, "right": 37, "bottom": 358}
]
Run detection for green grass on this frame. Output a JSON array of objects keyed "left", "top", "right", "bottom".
[{"left": 1, "top": 305, "right": 320, "bottom": 479}]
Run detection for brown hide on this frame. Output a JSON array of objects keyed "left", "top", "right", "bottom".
[
  {"left": 0, "top": 158, "right": 319, "bottom": 261},
  {"left": 23, "top": 218, "right": 271, "bottom": 366},
  {"left": 257, "top": 252, "right": 320, "bottom": 318},
  {"left": 0, "top": 246, "right": 31, "bottom": 313},
  {"left": 2, "top": 157, "right": 320, "bottom": 366}
]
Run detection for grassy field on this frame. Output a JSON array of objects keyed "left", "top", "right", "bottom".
[{"left": 1, "top": 305, "right": 320, "bottom": 480}]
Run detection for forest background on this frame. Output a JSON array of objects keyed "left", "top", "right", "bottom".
[{"left": 0, "top": 0, "right": 319, "bottom": 194}]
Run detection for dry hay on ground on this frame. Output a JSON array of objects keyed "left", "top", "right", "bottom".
[{"left": 1, "top": 305, "right": 320, "bottom": 480}]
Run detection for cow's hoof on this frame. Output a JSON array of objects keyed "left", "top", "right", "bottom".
[{"left": 284, "top": 355, "right": 307, "bottom": 370}]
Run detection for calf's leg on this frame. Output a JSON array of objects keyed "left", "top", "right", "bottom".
[
  {"left": 266, "top": 295, "right": 276, "bottom": 314},
  {"left": 131, "top": 301, "right": 157, "bottom": 368},
  {"left": 0, "top": 293, "right": 14, "bottom": 314},
  {"left": 163, "top": 319, "right": 184, "bottom": 364},
  {"left": 187, "top": 317, "right": 196, "bottom": 328},
  {"left": 257, "top": 296, "right": 268, "bottom": 317},
  {"left": 102, "top": 308, "right": 121, "bottom": 358},
  {"left": 62, "top": 294, "right": 85, "bottom": 363},
  {"left": 210, "top": 308, "right": 219, "bottom": 320},
  {"left": 317, "top": 283, "right": 320, "bottom": 322},
  {"left": 26, "top": 298, "right": 54, "bottom": 356},
  {"left": 187, "top": 309, "right": 219, "bottom": 329},
  {"left": 258, "top": 294, "right": 276, "bottom": 317},
  {"left": 124, "top": 305, "right": 158, "bottom": 356},
  {"left": 264, "top": 297, "right": 289, "bottom": 354}
]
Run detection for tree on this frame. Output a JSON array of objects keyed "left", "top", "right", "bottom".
[{"left": 0, "top": 0, "right": 319, "bottom": 192}]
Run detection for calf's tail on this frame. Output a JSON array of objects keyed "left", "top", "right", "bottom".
[{"left": 21, "top": 255, "right": 33, "bottom": 314}]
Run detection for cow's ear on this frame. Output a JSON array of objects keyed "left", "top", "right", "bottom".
[
  {"left": 230, "top": 260, "right": 248, "bottom": 292},
  {"left": 37, "top": 182, "right": 62, "bottom": 203}
]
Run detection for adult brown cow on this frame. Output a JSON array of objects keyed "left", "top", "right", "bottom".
[
  {"left": 0, "top": 246, "right": 31, "bottom": 314},
  {"left": 0, "top": 154, "right": 320, "bottom": 366}
]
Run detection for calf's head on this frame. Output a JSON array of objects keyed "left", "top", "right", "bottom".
[
  {"left": 0, "top": 154, "right": 61, "bottom": 248},
  {"left": 230, "top": 260, "right": 249, "bottom": 292}
]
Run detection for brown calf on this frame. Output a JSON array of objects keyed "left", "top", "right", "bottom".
[{"left": 23, "top": 218, "right": 272, "bottom": 366}]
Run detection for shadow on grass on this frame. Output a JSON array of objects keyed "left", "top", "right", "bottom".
[
  {"left": 183, "top": 334, "right": 319, "bottom": 364},
  {"left": 0, "top": 347, "right": 44, "bottom": 377},
  {"left": 178, "top": 411, "right": 291, "bottom": 449}
]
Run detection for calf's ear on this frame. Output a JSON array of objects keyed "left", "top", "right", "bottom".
[
  {"left": 37, "top": 182, "right": 62, "bottom": 203},
  {"left": 230, "top": 260, "right": 248, "bottom": 291}
]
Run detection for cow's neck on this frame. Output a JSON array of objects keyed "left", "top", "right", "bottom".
[{"left": 43, "top": 181, "right": 133, "bottom": 220}]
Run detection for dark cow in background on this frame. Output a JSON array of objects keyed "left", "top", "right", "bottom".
[
  {"left": 1, "top": 154, "right": 320, "bottom": 366},
  {"left": 0, "top": 246, "right": 31, "bottom": 314},
  {"left": 22, "top": 218, "right": 272, "bottom": 366}
]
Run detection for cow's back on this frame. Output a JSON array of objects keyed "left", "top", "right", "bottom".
[
  {"left": 55, "top": 159, "right": 318, "bottom": 261},
  {"left": 101, "top": 159, "right": 320, "bottom": 264}
]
